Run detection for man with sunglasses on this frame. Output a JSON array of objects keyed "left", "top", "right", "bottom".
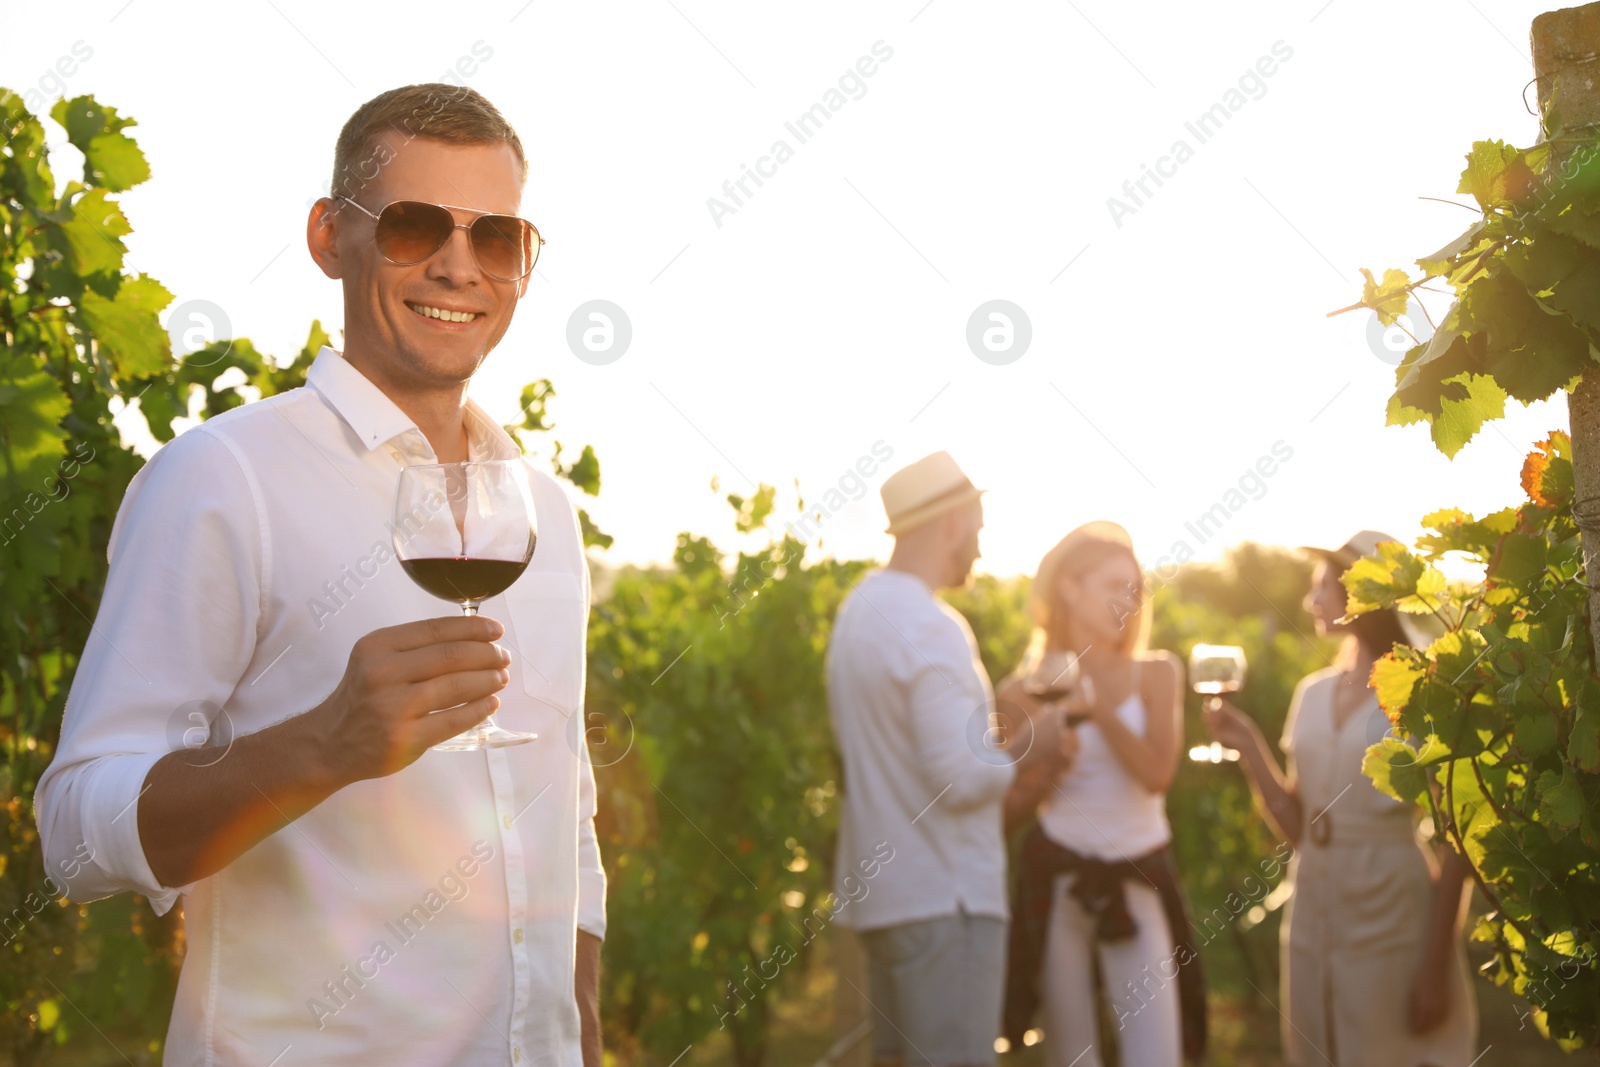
[{"left": 36, "top": 84, "right": 604, "bottom": 1066}]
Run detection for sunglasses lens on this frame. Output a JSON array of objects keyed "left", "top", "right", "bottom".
[
  {"left": 470, "top": 215, "right": 534, "bottom": 280},
  {"left": 375, "top": 202, "right": 454, "bottom": 264}
]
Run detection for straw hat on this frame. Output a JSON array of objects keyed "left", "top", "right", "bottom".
[
  {"left": 881, "top": 451, "right": 984, "bottom": 536},
  {"left": 1301, "top": 530, "right": 1436, "bottom": 646},
  {"left": 1300, "top": 529, "right": 1399, "bottom": 568}
]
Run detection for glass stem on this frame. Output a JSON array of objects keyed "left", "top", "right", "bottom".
[{"left": 462, "top": 602, "right": 479, "bottom": 617}]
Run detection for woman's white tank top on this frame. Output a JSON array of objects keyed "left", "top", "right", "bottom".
[{"left": 1037, "top": 667, "right": 1172, "bottom": 861}]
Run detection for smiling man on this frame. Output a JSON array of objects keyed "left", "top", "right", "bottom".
[{"left": 35, "top": 84, "right": 605, "bottom": 1066}]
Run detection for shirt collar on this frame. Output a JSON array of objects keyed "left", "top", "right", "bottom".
[
  {"left": 874, "top": 566, "right": 934, "bottom": 596},
  {"left": 305, "top": 346, "right": 521, "bottom": 461}
]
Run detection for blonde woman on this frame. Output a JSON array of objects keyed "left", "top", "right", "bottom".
[
  {"left": 1204, "top": 531, "right": 1478, "bottom": 1066},
  {"left": 1000, "top": 522, "right": 1206, "bottom": 1067}
]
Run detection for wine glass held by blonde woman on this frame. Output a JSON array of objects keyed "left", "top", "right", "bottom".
[
  {"left": 1204, "top": 531, "right": 1479, "bottom": 1067},
  {"left": 1000, "top": 522, "right": 1207, "bottom": 1067}
]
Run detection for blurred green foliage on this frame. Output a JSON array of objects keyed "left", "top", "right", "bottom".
[
  {"left": 1355, "top": 435, "right": 1599, "bottom": 1049},
  {"left": 588, "top": 509, "right": 863, "bottom": 1067},
  {"left": 1346, "top": 113, "right": 1600, "bottom": 1048},
  {"left": 589, "top": 527, "right": 1334, "bottom": 1064}
]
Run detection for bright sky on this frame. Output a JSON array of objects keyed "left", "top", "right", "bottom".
[{"left": 1, "top": 0, "right": 1569, "bottom": 578}]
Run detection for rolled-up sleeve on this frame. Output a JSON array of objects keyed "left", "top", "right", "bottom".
[
  {"left": 34, "top": 427, "right": 261, "bottom": 914},
  {"left": 905, "top": 614, "right": 1016, "bottom": 812}
]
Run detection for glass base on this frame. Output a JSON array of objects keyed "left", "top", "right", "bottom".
[{"left": 433, "top": 717, "right": 538, "bottom": 752}]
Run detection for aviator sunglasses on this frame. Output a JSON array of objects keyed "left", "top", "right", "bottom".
[{"left": 337, "top": 196, "right": 543, "bottom": 281}]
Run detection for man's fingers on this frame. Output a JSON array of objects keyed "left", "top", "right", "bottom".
[
  {"left": 411, "top": 668, "right": 510, "bottom": 713},
  {"left": 380, "top": 614, "right": 505, "bottom": 652},
  {"left": 415, "top": 695, "right": 501, "bottom": 749},
  {"left": 392, "top": 639, "right": 513, "bottom": 683}
]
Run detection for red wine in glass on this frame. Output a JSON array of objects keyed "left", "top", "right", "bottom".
[
  {"left": 401, "top": 555, "right": 534, "bottom": 603},
  {"left": 1021, "top": 647, "right": 1097, "bottom": 726}
]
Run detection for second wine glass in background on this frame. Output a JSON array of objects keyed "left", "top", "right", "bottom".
[{"left": 1188, "top": 643, "right": 1247, "bottom": 763}]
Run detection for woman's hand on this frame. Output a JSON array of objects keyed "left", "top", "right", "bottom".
[
  {"left": 1203, "top": 698, "right": 1259, "bottom": 752},
  {"left": 1406, "top": 958, "right": 1451, "bottom": 1034},
  {"left": 1203, "top": 693, "right": 1303, "bottom": 844}
]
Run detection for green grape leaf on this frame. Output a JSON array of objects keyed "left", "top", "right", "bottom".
[
  {"left": 82, "top": 132, "right": 150, "bottom": 192},
  {"left": 1418, "top": 221, "right": 1489, "bottom": 278},
  {"left": 1432, "top": 629, "right": 1490, "bottom": 685},
  {"left": 1398, "top": 564, "right": 1448, "bottom": 614},
  {"left": 1540, "top": 196, "right": 1600, "bottom": 248},
  {"left": 1415, "top": 506, "right": 1518, "bottom": 558},
  {"left": 1507, "top": 232, "right": 1600, "bottom": 335},
  {"left": 50, "top": 94, "right": 135, "bottom": 147},
  {"left": 49, "top": 95, "right": 149, "bottom": 192},
  {"left": 557, "top": 443, "right": 602, "bottom": 496},
  {"left": 300, "top": 319, "right": 332, "bottom": 362},
  {"left": 1520, "top": 431, "right": 1574, "bottom": 507},
  {"left": 1363, "top": 738, "right": 1430, "bottom": 806},
  {"left": 0, "top": 357, "right": 72, "bottom": 487},
  {"left": 51, "top": 187, "right": 131, "bottom": 278},
  {"left": 1, "top": 89, "right": 57, "bottom": 206},
  {"left": 1536, "top": 767, "right": 1586, "bottom": 831},
  {"left": 1371, "top": 653, "right": 1425, "bottom": 716},
  {"left": 78, "top": 273, "right": 174, "bottom": 379},
  {"left": 729, "top": 484, "right": 777, "bottom": 534},
  {"left": 1487, "top": 532, "right": 1547, "bottom": 586},
  {"left": 1430, "top": 373, "right": 1507, "bottom": 457},
  {"left": 1343, "top": 540, "right": 1425, "bottom": 614},
  {"left": 1360, "top": 267, "right": 1415, "bottom": 325},
  {"left": 1463, "top": 270, "right": 1592, "bottom": 403},
  {"left": 1386, "top": 391, "right": 1431, "bottom": 428},
  {"left": 1394, "top": 325, "right": 1475, "bottom": 415},
  {"left": 1512, "top": 710, "right": 1559, "bottom": 758},
  {"left": 1410, "top": 675, "right": 1467, "bottom": 739},
  {"left": 133, "top": 380, "right": 184, "bottom": 444},
  {"left": 508, "top": 379, "right": 555, "bottom": 434},
  {"left": 1531, "top": 135, "right": 1600, "bottom": 247},
  {"left": 1458, "top": 140, "right": 1535, "bottom": 210},
  {"left": 1571, "top": 684, "right": 1600, "bottom": 773},
  {"left": 578, "top": 508, "right": 614, "bottom": 550}
]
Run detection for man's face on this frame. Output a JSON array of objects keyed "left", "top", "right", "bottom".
[{"left": 316, "top": 132, "right": 528, "bottom": 389}]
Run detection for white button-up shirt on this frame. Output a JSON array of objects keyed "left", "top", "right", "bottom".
[
  {"left": 35, "top": 347, "right": 605, "bottom": 1067},
  {"left": 826, "top": 568, "right": 1015, "bottom": 931}
]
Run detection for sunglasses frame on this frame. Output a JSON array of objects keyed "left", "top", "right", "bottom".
[{"left": 336, "top": 195, "right": 544, "bottom": 281}]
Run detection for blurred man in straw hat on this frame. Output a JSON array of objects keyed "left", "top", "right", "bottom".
[{"left": 826, "top": 452, "right": 1076, "bottom": 1067}]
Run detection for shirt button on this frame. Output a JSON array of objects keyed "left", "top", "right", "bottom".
[
  {"left": 513, "top": 1048, "right": 521, "bottom": 1063},
  {"left": 503, "top": 814, "right": 513, "bottom": 829},
  {"left": 513, "top": 928, "right": 523, "bottom": 944}
]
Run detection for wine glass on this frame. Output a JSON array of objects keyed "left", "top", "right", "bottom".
[
  {"left": 1020, "top": 646, "right": 1096, "bottom": 726},
  {"left": 1188, "top": 643, "right": 1246, "bottom": 763},
  {"left": 392, "top": 460, "right": 537, "bottom": 751}
]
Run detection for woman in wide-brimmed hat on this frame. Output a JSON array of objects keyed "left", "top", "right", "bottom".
[{"left": 1204, "top": 531, "right": 1479, "bottom": 1067}]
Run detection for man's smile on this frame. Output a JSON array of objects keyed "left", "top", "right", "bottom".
[{"left": 405, "top": 300, "right": 485, "bottom": 324}]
